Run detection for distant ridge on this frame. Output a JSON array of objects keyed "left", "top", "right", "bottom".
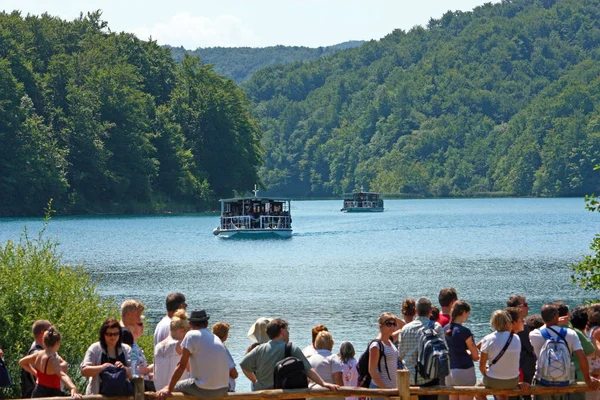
[{"left": 166, "top": 41, "right": 365, "bottom": 82}]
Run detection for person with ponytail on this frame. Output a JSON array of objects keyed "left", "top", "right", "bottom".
[
  {"left": 18, "top": 326, "right": 82, "bottom": 399},
  {"left": 443, "top": 300, "right": 479, "bottom": 400}
]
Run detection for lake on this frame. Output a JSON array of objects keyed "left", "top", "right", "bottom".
[{"left": 1, "top": 198, "right": 598, "bottom": 391}]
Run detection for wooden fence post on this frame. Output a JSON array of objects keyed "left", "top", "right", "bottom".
[
  {"left": 397, "top": 370, "right": 410, "bottom": 400},
  {"left": 132, "top": 377, "right": 145, "bottom": 400}
]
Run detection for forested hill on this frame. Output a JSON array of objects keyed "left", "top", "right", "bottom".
[
  {"left": 244, "top": 0, "right": 600, "bottom": 198},
  {"left": 167, "top": 41, "right": 365, "bottom": 83},
  {"left": 0, "top": 11, "right": 262, "bottom": 217}
]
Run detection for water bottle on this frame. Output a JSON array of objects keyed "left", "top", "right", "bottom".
[
  {"left": 130, "top": 343, "right": 140, "bottom": 378},
  {"left": 570, "top": 361, "right": 576, "bottom": 384}
]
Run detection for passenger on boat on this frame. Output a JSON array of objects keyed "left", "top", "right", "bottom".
[
  {"left": 154, "top": 309, "right": 191, "bottom": 393},
  {"left": 18, "top": 327, "right": 82, "bottom": 399},
  {"left": 81, "top": 318, "right": 132, "bottom": 395}
]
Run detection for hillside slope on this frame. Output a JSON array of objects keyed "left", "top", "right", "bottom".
[
  {"left": 244, "top": 0, "right": 600, "bottom": 197},
  {"left": 168, "top": 41, "right": 365, "bottom": 83}
]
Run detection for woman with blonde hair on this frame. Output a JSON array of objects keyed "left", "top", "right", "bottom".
[
  {"left": 367, "top": 313, "right": 399, "bottom": 389},
  {"left": 19, "top": 327, "right": 82, "bottom": 399},
  {"left": 477, "top": 310, "right": 526, "bottom": 400},
  {"left": 444, "top": 300, "right": 479, "bottom": 400},
  {"left": 154, "top": 310, "right": 191, "bottom": 391}
]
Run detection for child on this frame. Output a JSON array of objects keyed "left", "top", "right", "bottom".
[
  {"left": 338, "top": 341, "right": 358, "bottom": 400},
  {"left": 212, "top": 322, "right": 238, "bottom": 392}
]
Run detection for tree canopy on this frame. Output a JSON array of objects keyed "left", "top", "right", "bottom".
[
  {"left": 0, "top": 11, "right": 263, "bottom": 216},
  {"left": 242, "top": 0, "right": 600, "bottom": 197}
]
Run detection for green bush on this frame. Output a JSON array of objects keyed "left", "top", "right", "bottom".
[{"left": 0, "top": 206, "right": 118, "bottom": 397}]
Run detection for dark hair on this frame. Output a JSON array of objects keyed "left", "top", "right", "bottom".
[
  {"left": 525, "top": 314, "right": 544, "bottom": 331},
  {"left": 541, "top": 303, "right": 558, "bottom": 323},
  {"left": 99, "top": 318, "right": 122, "bottom": 352},
  {"left": 446, "top": 300, "right": 471, "bottom": 337},
  {"left": 553, "top": 301, "right": 569, "bottom": 317},
  {"left": 339, "top": 341, "right": 355, "bottom": 364},
  {"left": 416, "top": 297, "right": 432, "bottom": 317},
  {"left": 166, "top": 292, "right": 186, "bottom": 312},
  {"left": 430, "top": 306, "right": 440, "bottom": 321},
  {"left": 571, "top": 306, "right": 588, "bottom": 330},
  {"left": 266, "top": 318, "right": 288, "bottom": 339},
  {"left": 507, "top": 295, "right": 526, "bottom": 308},
  {"left": 190, "top": 320, "right": 208, "bottom": 329},
  {"left": 438, "top": 288, "right": 458, "bottom": 307},
  {"left": 402, "top": 298, "right": 416, "bottom": 317},
  {"left": 43, "top": 326, "right": 61, "bottom": 347},
  {"left": 505, "top": 307, "right": 520, "bottom": 324},
  {"left": 311, "top": 325, "right": 328, "bottom": 345},
  {"left": 589, "top": 304, "right": 600, "bottom": 327},
  {"left": 32, "top": 320, "right": 51, "bottom": 337}
]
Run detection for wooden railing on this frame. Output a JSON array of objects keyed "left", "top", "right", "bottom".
[{"left": 15, "top": 371, "right": 598, "bottom": 400}]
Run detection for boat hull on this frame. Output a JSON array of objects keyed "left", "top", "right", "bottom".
[
  {"left": 341, "top": 207, "right": 384, "bottom": 213},
  {"left": 214, "top": 228, "right": 292, "bottom": 239}
]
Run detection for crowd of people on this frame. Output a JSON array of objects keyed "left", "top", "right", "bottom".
[{"left": 4, "top": 290, "right": 600, "bottom": 400}]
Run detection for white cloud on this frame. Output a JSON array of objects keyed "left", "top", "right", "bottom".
[{"left": 132, "top": 12, "right": 258, "bottom": 49}]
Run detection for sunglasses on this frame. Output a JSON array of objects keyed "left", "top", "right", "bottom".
[
  {"left": 384, "top": 321, "right": 397, "bottom": 327},
  {"left": 105, "top": 332, "right": 120, "bottom": 337}
]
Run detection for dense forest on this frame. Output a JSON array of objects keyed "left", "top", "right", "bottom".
[
  {"left": 244, "top": 0, "right": 600, "bottom": 197},
  {"left": 0, "top": 11, "right": 262, "bottom": 216},
  {"left": 167, "top": 41, "right": 365, "bottom": 83}
]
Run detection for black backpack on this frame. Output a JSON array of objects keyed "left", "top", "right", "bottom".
[
  {"left": 99, "top": 350, "right": 133, "bottom": 397},
  {"left": 356, "top": 339, "right": 389, "bottom": 388},
  {"left": 273, "top": 342, "right": 308, "bottom": 389}
]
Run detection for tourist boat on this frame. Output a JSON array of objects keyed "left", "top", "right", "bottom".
[
  {"left": 213, "top": 186, "right": 292, "bottom": 238},
  {"left": 340, "top": 188, "right": 384, "bottom": 212}
]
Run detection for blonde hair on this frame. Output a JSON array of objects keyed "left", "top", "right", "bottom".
[
  {"left": 490, "top": 310, "right": 512, "bottom": 332},
  {"left": 212, "top": 322, "right": 230, "bottom": 341},
  {"left": 314, "top": 331, "right": 334, "bottom": 351},
  {"left": 120, "top": 299, "right": 144, "bottom": 318},
  {"left": 170, "top": 309, "right": 189, "bottom": 332},
  {"left": 378, "top": 312, "right": 397, "bottom": 325}
]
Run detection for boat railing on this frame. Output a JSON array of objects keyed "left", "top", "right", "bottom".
[
  {"left": 260, "top": 215, "right": 291, "bottom": 229},
  {"left": 221, "top": 216, "right": 252, "bottom": 229},
  {"left": 221, "top": 215, "right": 291, "bottom": 230}
]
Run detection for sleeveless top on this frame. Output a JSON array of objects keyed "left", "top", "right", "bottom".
[
  {"left": 36, "top": 357, "right": 61, "bottom": 389},
  {"left": 587, "top": 326, "right": 600, "bottom": 373}
]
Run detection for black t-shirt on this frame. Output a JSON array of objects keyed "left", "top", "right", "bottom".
[
  {"left": 121, "top": 328, "right": 134, "bottom": 346},
  {"left": 21, "top": 343, "right": 43, "bottom": 398}
]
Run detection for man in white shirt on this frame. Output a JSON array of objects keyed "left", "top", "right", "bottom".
[
  {"left": 154, "top": 292, "right": 187, "bottom": 346},
  {"left": 529, "top": 303, "right": 598, "bottom": 400},
  {"left": 156, "top": 309, "right": 232, "bottom": 399}
]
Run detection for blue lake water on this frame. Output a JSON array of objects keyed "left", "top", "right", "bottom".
[{"left": 1, "top": 198, "right": 599, "bottom": 391}]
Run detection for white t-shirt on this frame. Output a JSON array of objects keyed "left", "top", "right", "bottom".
[
  {"left": 153, "top": 336, "right": 191, "bottom": 390},
  {"left": 530, "top": 325, "right": 583, "bottom": 380},
  {"left": 154, "top": 315, "right": 172, "bottom": 346},
  {"left": 181, "top": 329, "right": 233, "bottom": 390},
  {"left": 308, "top": 349, "right": 342, "bottom": 386},
  {"left": 480, "top": 331, "right": 521, "bottom": 380},
  {"left": 369, "top": 341, "right": 398, "bottom": 388},
  {"left": 339, "top": 357, "right": 358, "bottom": 400},
  {"left": 302, "top": 345, "right": 317, "bottom": 359}
]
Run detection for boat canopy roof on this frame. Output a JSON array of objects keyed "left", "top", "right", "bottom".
[
  {"left": 342, "top": 192, "right": 381, "bottom": 199},
  {"left": 219, "top": 197, "right": 291, "bottom": 203}
]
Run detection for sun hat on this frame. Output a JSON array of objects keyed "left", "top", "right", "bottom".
[
  {"left": 189, "top": 309, "right": 210, "bottom": 322},
  {"left": 247, "top": 317, "right": 270, "bottom": 343}
]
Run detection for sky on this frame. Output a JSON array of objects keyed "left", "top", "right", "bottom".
[{"left": 2, "top": 0, "right": 501, "bottom": 49}]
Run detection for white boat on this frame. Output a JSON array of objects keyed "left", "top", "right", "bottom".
[
  {"left": 341, "top": 188, "right": 384, "bottom": 212},
  {"left": 213, "top": 187, "right": 292, "bottom": 238}
]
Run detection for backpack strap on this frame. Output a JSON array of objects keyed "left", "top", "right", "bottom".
[
  {"left": 285, "top": 342, "right": 292, "bottom": 358},
  {"left": 376, "top": 340, "right": 391, "bottom": 380},
  {"left": 546, "top": 327, "right": 571, "bottom": 354},
  {"left": 490, "top": 333, "right": 514, "bottom": 365}
]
